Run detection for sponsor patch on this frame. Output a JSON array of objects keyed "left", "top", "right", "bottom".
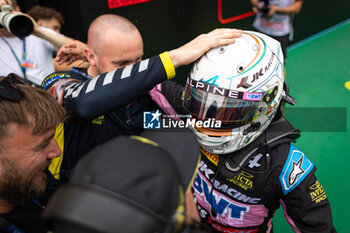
[
  {"left": 193, "top": 170, "right": 268, "bottom": 227},
  {"left": 279, "top": 145, "right": 314, "bottom": 195},
  {"left": 309, "top": 180, "right": 327, "bottom": 204},
  {"left": 201, "top": 148, "right": 219, "bottom": 165},
  {"left": 197, "top": 161, "right": 262, "bottom": 204},
  {"left": 227, "top": 171, "right": 254, "bottom": 190}
]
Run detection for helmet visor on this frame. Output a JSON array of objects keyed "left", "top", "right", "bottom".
[{"left": 183, "top": 79, "right": 267, "bottom": 127}]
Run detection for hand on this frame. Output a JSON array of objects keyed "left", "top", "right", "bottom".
[
  {"left": 0, "top": 0, "right": 11, "bottom": 7},
  {"left": 250, "top": 0, "right": 260, "bottom": 14},
  {"left": 55, "top": 40, "right": 88, "bottom": 65},
  {"left": 0, "top": 3, "right": 36, "bottom": 37},
  {"left": 186, "top": 192, "right": 201, "bottom": 227},
  {"left": 252, "top": 5, "right": 260, "bottom": 14},
  {"left": 168, "top": 28, "right": 242, "bottom": 68},
  {"left": 267, "top": 5, "right": 279, "bottom": 17}
]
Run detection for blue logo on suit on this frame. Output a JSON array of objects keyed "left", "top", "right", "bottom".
[{"left": 279, "top": 145, "right": 314, "bottom": 195}]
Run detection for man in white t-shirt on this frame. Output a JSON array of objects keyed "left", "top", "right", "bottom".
[
  {"left": 0, "top": 0, "right": 73, "bottom": 85},
  {"left": 250, "top": 0, "right": 303, "bottom": 63}
]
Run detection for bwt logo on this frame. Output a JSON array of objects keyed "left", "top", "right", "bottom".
[{"left": 143, "top": 110, "right": 162, "bottom": 129}]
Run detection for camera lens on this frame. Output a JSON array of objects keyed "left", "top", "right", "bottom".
[
  {"left": 8, "top": 14, "right": 34, "bottom": 37},
  {"left": 0, "top": 11, "right": 34, "bottom": 37}
]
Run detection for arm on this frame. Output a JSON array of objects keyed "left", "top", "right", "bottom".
[
  {"left": 44, "top": 28, "right": 242, "bottom": 118},
  {"left": 281, "top": 169, "right": 336, "bottom": 233},
  {"left": 268, "top": 0, "right": 303, "bottom": 17},
  {"left": 148, "top": 80, "right": 186, "bottom": 120},
  {"left": 250, "top": 0, "right": 261, "bottom": 13},
  {"left": 32, "top": 26, "right": 74, "bottom": 51},
  {"left": 45, "top": 53, "right": 174, "bottom": 118},
  {"left": 159, "top": 80, "right": 187, "bottom": 115},
  {"left": 278, "top": 145, "right": 336, "bottom": 232},
  {"left": 0, "top": 2, "right": 74, "bottom": 49},
  {"left": 54, "top": 29, "right": 242, "bottom": 68}
]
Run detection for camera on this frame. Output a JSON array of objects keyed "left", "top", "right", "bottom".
[
  {"left": 259, "top": 5, "right": 270, "bottom": 17},
  {"left": 258, "top": 0, "right": 270, "bottom": 17},
  {"left": 0, "top": 5, "right": 34, "bottom": 37}
]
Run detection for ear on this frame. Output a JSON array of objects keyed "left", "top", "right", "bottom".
[
  {"left": 85, "top": 47, "right": 97, "bottom": 67},
  {"left": 36, "top": 19, "right": 45, "bottom": 27}
]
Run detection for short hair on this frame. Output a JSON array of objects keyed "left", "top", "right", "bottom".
[
  {"left": 27, "top": 5, "right": 64, "bottom": 26},
  {"left": 0, "top": 77, "right": 66, "bottom": 151}
]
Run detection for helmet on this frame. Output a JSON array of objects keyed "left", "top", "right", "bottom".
[{"left": 183, "top": 31, "right": 285, "bottom": 154}]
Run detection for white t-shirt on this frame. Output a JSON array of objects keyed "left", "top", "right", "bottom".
[
  {"left": 253, "top": 0, "right": 296, "bottom": 37},
  {"left": 0, "top": 27, "right": 56, "bottom": 85}
]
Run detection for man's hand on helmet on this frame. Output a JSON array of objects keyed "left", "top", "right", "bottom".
[{"left": 168, "top": 28, "right": 242, "bottom": 68}]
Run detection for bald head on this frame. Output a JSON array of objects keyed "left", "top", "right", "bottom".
[
  {"left": 85, "top": 14, "right": 144, "bottom": 77},
  {"left": 88, "top": 14, "right": 139, "bottom": 54}
]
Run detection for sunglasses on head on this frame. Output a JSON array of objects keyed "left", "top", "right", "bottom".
[{"left": 0, "top": 73, "right": 25, "bottom": 102}]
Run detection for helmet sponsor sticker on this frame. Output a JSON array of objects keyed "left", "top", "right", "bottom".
[
  {"left": 237, "top": 76, "right": 252, "bottom": 89},
  {"left": 243, "top": 92, "right": 263, "bottom": 101},
  {"left": 188, "top": 78, "right": 263, "bottom": 101}
]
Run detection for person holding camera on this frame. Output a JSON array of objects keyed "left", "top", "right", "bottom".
[
  {"left": 0, "top": 0, "right": 74, "bottom": 86},
  {"left": 250, "top": 0, "right": 303, "bottom": 63},
  {"left": 27, "top": 5, "right": 64, "bottom": 34}
]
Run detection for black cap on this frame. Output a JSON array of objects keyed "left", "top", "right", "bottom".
[
  {"left": 44, "top": 129, "right": 200, "bottom": 233},
  {"left": 140, "top": 129, "right": 200, "bottom": 191}
]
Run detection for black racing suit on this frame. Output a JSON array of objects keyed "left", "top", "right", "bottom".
[{"left": 192, "top": 118, "right": 336, "bottom": 233}]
